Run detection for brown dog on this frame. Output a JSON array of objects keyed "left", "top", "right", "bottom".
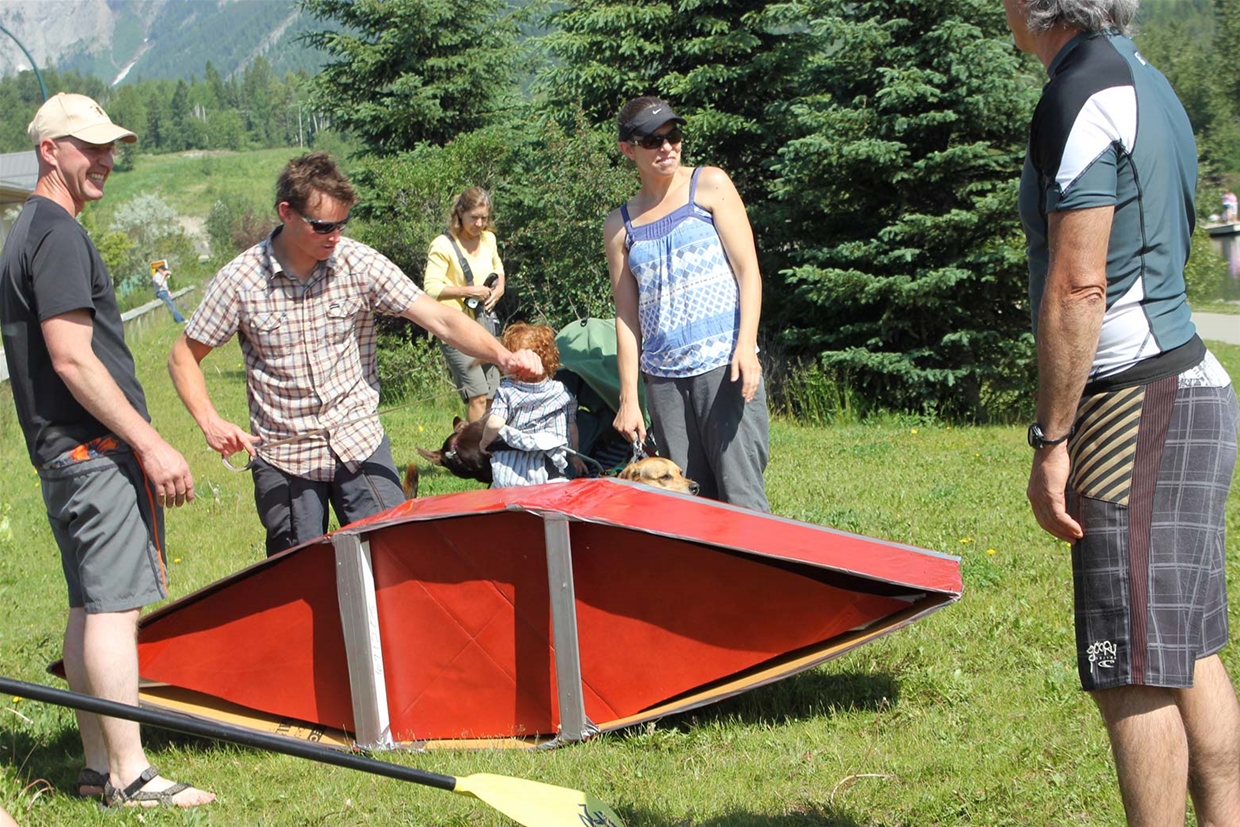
[
  {"left": 412, "top": 416, "right": 497, "bottom": 492},
  {"left": 617, "top": 456, "right": 700, "bottom": 495}
]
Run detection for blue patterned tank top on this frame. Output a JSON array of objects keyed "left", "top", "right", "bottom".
[{"left": 621, "top": 168, "right": 740, "bottom": 378}]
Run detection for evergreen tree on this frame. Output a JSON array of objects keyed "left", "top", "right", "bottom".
[
  {"left": 301, "top": 0, "right": 519, "bottom": 153},
  {"left": 765, "top": 0, "right": 1040, "bottom": 419},
  {"left": 242, "top": 57, "right": 277, "bottom": 146},
  {"left": 144, "top": 92, "right": 165, "bottom": 151},
  {"left": 168, "top": 79, "right": 192, "bottom": 151}
]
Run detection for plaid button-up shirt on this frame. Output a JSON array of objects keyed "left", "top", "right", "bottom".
[{"left": 187, "top": 230, "right": 423, "bottom": 481}]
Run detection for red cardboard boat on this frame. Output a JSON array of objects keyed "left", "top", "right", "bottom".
[{"left": 124, "top": 479, "right": 962, "bottom": 749}]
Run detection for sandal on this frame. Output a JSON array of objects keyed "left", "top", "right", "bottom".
[
  {"left": 75, "top": 767, "right": 108, "bottom": 799},
  {"left": 102, "top": 766, "right": 192, "bottom": 809}
]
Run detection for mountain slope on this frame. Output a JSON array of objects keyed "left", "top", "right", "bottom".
[{"left": 0, "top": 0, "right": 327, "bottom": 86}]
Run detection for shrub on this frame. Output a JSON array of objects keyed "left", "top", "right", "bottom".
[
  {"left": 375, "top": 329, "right": 453, "bottom": 406},
  {"left": 1185, "top": 223, "right": 1234, "bottom": 303},
  {"left": 110, "top": 192, "right": 180, "bottom": 251},
  {"left": 351, "top": 108, "right": 633, "bottom": 330},
  {"left": 100, "top": 193, "right": 197, "bottom": 292},
  {"left": 206, "top": 198, "right": 276, "bottom": 260}
]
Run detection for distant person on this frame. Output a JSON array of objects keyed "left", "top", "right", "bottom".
[
  {"left": 151, "top": 263, "right": 185, "bottom": 323},
  {"left": 1008, "top": 0, "right": 1240, "bottom": 824},
  {"left": 480, "top": 322, "right": 584, "bottom": 487},
  {"left": 0, "top": 93, "right": 213, "bottom": 808},
  {"left": 1223, "top": 190, "right": 1237, "bottom": 223},
  {"left": 604, "top": 95, "right": 770, "bottom": 511},
  {"left": 168, "top": 152, "right": 541, "bottom": 556},
  {"left": 423, "top": 187, "right": 507, "bottom": 423}
]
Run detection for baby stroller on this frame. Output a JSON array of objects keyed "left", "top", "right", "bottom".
[{"left": 554, "top": 318, "right": 654, "bottom": 476}]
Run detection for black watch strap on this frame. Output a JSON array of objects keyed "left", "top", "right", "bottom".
[{"left": 1027, "top": 422, "right": 1074, "bottom": 449}]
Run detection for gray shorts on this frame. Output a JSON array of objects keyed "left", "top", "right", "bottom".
[
  {"left": 439, "top": 333, "right": 500, "bottom": 403},
  {"left": 1069, "top": 376, "right": 1238, "bottom": 691},
  {"left": 40, "top": 449, "right": 168, "bottom": 613}
]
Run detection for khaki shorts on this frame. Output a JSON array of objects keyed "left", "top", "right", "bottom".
[
  {"left": 439, "top": 332, "right": 500, "bottom": 402},
  {"left": 40, "top": 449, "right": 168, "bottom": 613}
]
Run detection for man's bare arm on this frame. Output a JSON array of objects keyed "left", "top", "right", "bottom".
[
  {"left": 1027, "top": 206, "right": 1112, "bottom": 542},
  {"left": 43, "top": 311, "right": 194, "bottom": 506},
  {"left": 168, "top": 332, "right": 258, "bottom": 458}
]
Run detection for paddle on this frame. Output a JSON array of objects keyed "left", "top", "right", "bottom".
[{"left": 0, "top": 676, "right": 625, "bottom": 826}]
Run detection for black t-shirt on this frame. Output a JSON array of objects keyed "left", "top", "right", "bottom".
[{"left": 0, "top": 196, "right": 149, "bottom": 465}]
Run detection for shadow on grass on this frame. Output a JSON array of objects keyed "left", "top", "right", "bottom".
[
  {"left": 618, "top": 804, "right": 866, "bottom": 826},
  {"left": 0, "top": 722, "right": 219, "bottom": 798},
  {"left": 625, "top": 668, "right": 899, "bottom": 735}
]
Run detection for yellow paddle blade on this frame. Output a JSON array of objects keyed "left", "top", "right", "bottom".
[{"left": 453, "top": 772, "right": 626, "bottom": 827}]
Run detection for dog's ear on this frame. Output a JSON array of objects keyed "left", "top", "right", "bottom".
[
  {"left": 452, "top": 416, "right": 466, "bottom": 432},
  {"left": 616, "top": 463, "right": 641, "bottom": 482},
  {"left": 416, "top": 446, "right": 444, "bottom": 466}
]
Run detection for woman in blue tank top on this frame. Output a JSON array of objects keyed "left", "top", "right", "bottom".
[{"left": 603, "top": 96, "right": 770, "bottom": 511}]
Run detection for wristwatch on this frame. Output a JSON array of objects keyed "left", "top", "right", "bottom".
[{"left": 1027, "top": 422, "right": 1074, "bottom": 450}]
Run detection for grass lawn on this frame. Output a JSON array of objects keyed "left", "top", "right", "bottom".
[
  {"left": 1196, "top": 300, "right": 1240, "bottom": 315},
  {"left": 87, "top": 147, "right": 310, "bottom": 227},
  {"left": 0, "top": 312, "right": 1237, "bottom": 826}
]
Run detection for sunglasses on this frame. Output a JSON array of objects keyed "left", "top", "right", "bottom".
[
  {"left": 630, "top": 128, "right": 684, "bottom": 150},
  {"left": 297, "top": 210, "right": 351, "bottom": 235}
]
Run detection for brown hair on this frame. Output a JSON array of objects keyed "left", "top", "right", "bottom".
[
  {"left": 448, "top": 186, "right": 495, "bottom": 234},
  {"left": 501, "top": 322, "right": 559, "bottom": 379},
  {"left": 275, "top": 151, "right": 357, "bottom": 214}
]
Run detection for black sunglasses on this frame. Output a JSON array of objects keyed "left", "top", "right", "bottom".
[
  {"left": 631, "top": 128, "right": 683, "bottom": 150},
  {"left": 297, "top": 210, "right": 351, "bottom": 235}
]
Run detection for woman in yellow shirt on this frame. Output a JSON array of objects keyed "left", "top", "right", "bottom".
[{"left": 423, "top": 187, "right": 508, "bottom": 422}]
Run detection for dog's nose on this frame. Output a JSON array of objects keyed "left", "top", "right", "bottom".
[{"left": 689, "top": 481, "right": 700, "bottom": 495}]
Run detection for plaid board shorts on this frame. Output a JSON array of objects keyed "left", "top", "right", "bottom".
[
  {"left": 39, "top": 441, "right": 168, "bottom": 613},
  {"left": 1069, "top": 373, "right": 1239, "bottom": 691}
]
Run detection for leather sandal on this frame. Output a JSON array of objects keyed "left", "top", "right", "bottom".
[
  {"left": 75, "top": 767, "right": 107, "bottom": 799},
  {"left": 102, "top": 766, "right": 191, "bottom": 809}
]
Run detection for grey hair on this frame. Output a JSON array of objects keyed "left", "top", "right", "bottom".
[{"left": 1021, "top": 0, "right": 1139, "bottom": 35}]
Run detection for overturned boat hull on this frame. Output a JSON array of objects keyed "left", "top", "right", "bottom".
[{"left": 126, "top": 479, "right": 962, "bottom": 749}]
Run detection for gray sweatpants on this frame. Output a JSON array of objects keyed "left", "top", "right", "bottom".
[{"left": 644, "top": 364, "right": 770, "bottom": 512}]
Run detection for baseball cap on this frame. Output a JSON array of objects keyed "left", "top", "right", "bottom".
[
  {"left": 619, "top": 101, "right": 687, "bottom": 142},
  {"left": 28, "top": 93, "right": 137, "bottom": 147}
]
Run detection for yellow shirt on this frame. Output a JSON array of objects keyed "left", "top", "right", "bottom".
[{"left": 423, "top": 230, "right": 504, "bottom": 314}]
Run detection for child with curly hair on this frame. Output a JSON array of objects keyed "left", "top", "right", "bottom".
[{"left": 480, "top": 323, "right": 584, "bottom": 486}]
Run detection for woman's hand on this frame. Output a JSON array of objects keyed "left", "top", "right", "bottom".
[
  {"left": 613, "top": 401, "right": 646, "bottom": 446},
  {"left": 730, "top": 348, "right": 762, "bottom": 402},
  {"left": 483, "top": 274, "right": 506, "bottom": 312}
]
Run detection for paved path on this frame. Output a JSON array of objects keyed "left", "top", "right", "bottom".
[{"left": 1195, "top": 312, "right": 1240, "bottom": 346}]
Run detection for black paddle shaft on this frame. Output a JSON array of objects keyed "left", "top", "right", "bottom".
[{"left": 0, "top": 676, "right": 456, "bottom": 792}]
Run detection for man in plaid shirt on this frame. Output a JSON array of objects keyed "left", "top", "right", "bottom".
[{"left": 169, "top": 152, "right": 541, "bottom": 556}]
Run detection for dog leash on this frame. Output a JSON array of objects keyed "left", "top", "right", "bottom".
[
  {"left": 563, "top": 446, "right": 606, "bottom": 476},
  {"left": 222, "top": 390, "right": 460, "bottom": 472}
]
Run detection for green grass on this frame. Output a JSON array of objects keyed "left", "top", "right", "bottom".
[
  {"left": 87, "top": 147, "right": 308, "bottom": 229},
  {"left": 0, "top": 318, "right": 1238, "bottom": 826},
  {"left": 1195, "top": 300, "right": 1240, "bottom": 315}
]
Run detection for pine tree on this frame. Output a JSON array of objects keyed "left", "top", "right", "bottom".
[
  {"left": 301, "top": 0, "right": 518, "bottom": 153},
  {"left": 765, "top": 0, "right": 1040, "bottom": 418}
]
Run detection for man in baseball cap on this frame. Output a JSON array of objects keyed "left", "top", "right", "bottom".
[
  {"left": 1, "top": 93, "right": 214, "bottom": 807},
  {"left": 28, "top": 92, "right": 137, "bottom": 146}
]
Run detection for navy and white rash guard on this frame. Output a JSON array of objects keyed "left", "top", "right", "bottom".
[{"left": 1018, "top": 29, "right": 1203, "bottom": 392}]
